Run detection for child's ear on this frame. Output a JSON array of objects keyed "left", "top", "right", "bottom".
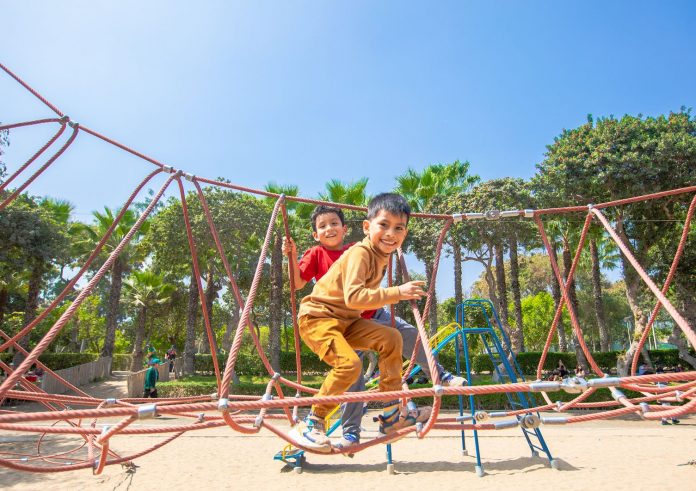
[
  {"left": 312, "top": 231, "right": 320, "bottom": 242},
  {"left": 362, "top": 219, "right": 370, "bottom": 235}
]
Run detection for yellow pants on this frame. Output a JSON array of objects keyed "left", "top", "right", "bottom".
[{"left": 298, "top": 315, "right": 403, "bottom": 418}]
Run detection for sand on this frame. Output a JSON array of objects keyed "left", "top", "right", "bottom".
[{"left": 1, "top": 377, "right": 694, "bottom": 491}]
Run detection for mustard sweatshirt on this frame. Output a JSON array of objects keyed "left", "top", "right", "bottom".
[{"left": 298, "top": 237, "right": 402, "bottom": 321}]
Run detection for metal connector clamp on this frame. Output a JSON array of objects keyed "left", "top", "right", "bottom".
[
  {"left": 499, "top": 210, "right": 520, "bottom": 218},
  {"left": 485, "top": 209, "right": 501, "bottom": 220},
  {"left": 520, "top": 413, "right": 541, "bottom": 429},
  {"left": 529, "top": 381, "right": 561, "bottom": 391},
  {"left": 523, "top": 209, "right": 535, "bottom": 218},
  {"left": 60, "top": 115, "right": 70, "bottom": 123},
  {"left": 452, "top": 213, "right": 464, "bottom": 222},
  {"left": 162, "top": 165, "right": 175, "bottom": 173},
  {"left": 587, "top": 377, "right": 621, "bottom": 388},
  {"left": 433, "top": 384, "right": 444, "bottom": 396},
  {"left": 609, "top": 387, "right": 626, "bottom": 401},
  {"left": 561, "top": 376, "right": 588, "bottom": 394},
  {"left": 541, "top": 416, "right": 568, "bottom": 425},
  {"left": 137, "top": 404, "right": 157, "bottom": 419},
  {"left": 217, "top": 398, "right": 229, "bottom": 411},
  {"left": 183, "top": 172, "right": 195, "bottom": 182},
  {"left": 494, "top": 419, "right": 519, "bottom": 430},
  {"left": 68, "top": 121, "right": 80, "bottom": 129},
  {"left": 104, "top": 398, "right": 117, "bottom": 406}
]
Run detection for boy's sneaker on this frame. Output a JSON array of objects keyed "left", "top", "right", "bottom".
[
  {"left": 661, "top": 420, "right": 670, "bottom": 425},
  {"left": 334, "top": 432, "right": 360, "bottom": 451},
  {"left": 378, "top": 405, "right": 432, "bottom": 435},
  {"left": 672, "top": 419, "right": 680, "bottom": 424},
  {"left": 289, "top": 414, "right": 331, "bottom": 453},
  {"left": 442, "top": 373, "right": 468, "bottom": 386}
]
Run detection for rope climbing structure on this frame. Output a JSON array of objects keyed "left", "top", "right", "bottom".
[{"left": 0, "top": 62, "right": 694, "bottom": 474}]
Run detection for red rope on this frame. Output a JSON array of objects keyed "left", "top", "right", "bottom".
[
  {"left": 0, "top": 123, "right": 79, "bottom": 211},
  {"left": 0, "top": 62, "right": 64, "bottom": 117}
]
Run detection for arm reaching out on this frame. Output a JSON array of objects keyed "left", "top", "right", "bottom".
[{"left": 282, "top": 237, "right": 307, "bottom": 289}]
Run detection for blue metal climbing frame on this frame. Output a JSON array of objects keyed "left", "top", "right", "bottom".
[{"left": 455, "top": 298, "right": 555, "bottom": 475}]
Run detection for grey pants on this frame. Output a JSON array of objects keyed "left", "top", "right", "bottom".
[{"left": 340, "top": 308, "right": 449, "bottom": 437}]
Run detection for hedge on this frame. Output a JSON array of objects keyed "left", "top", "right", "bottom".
[
  {"left": 0, "top": 352, "right": 98, "bottom": 371},
  {"left": 0, "top": 348, "right": 688, "bottom": 377},
  {"left": 158, "top": 375, "right": 654, "bottom": 410}
]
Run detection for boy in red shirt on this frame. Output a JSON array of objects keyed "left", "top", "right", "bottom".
[{"left": 285, "top": 199, "right": 464, "bottom": 451}]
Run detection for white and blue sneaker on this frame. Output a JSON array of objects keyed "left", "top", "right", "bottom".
[
  {"left": 289, "top": 414, "right": 332, "bottom": 453},
  {"left": 442, "top": 372, "right": 467, "bottom": 386},
  {"left": 334, "top": 432, "right": 360, "bottom": 450}
]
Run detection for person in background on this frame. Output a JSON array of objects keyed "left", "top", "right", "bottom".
[
  {"left": 166, "top": 345, "right": 177, "bottom": 373},
  {"left": 144, "top": 355, "right": 160, "bottom": 398}
]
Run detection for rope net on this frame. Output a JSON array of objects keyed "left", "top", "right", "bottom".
[{"left": 0, "top": 62, "right": 694, "bottom": 473}]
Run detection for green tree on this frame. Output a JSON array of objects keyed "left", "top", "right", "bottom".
[
  {"left": 396, "top": 161, "right": 478, "bottom": 334},
  {"left": 73, "top": 207, "right": 149, "bottom": 359},
  {"left": 123, "top": 269, "right": 175, "bottom": 370},
  {"left": 536, "top": 110, "right": 696, "bottom": 373},
  {"left": 0, "top": 196, "right": 72, "bottom": 364}
]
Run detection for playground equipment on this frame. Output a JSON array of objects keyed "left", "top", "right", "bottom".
[
  {"left": 0, "top": 62, "right": 695, "bottom": 475},
  {"left": 455, "top": 299, "right": 556, "bottom": 476}
]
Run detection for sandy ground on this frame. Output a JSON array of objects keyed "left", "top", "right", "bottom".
[{"left": 1, "top": 376, "right": 694, "bottom": 491}]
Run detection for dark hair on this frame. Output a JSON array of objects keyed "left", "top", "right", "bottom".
[
  {"left": 367, "top": 193, "right": 411, "bottom": 222},
  {"left": 310, "top": 205, "right": 345, "bottom": 232}
]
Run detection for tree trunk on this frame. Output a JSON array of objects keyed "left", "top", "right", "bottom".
[
  {"left": 68, "top": 312, "right": 80, "bottom": 352},
  {"left": 222, "top": 302, "right": 241, "bottom": 353},
  {"left": 509, "top": 233, "right": 525, "bottom": 353},
  {"left": 183, "top": 270, "right": 199, "bottom": 375},
  {"left": 101, "top": 258, "right": 124, "bottom": 358},
  {"left": 268, "top": 229, "right": 283, "bottom": 372},
  {"left": 590, "top": 239, "right": 610, "bottom": 351},
  {"left": 667, "top": 284, "right": 696, "bottom": 369},
  {"left": 424, "top": 262, "right": 438, "bottom": 335},
  {"left": 494, "top": 241, "right": 510, "bottom": 338},
  {"left": 453, "top": 244, "right": 463, "bottom": 308},
  {"left": 562, "top": 236, "right": 588, "bottom": 371},
  {"left": 549, "top": 241, "right": 568, "bottom": 351},
  {"left": 14, "top": 261, "right": 43, "bottom": 367},
  {"left": 395, "top": 253, "right": 408, "bottom": 319},
  {"left": 0, "top": 286, "right": 8, "bottom": 326},
  {"left": 200, "top": 268, "right": 218, "bottom": 354},
  {"left": 130, "top": 307, "right": 146, "bottom": 371}
]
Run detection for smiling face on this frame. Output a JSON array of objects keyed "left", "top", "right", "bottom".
[
  {"left": 312, "top": 212, "right": 347, "bottom": 250},
  {"left": 363, "top": 210, "right": 408, "bottom": 255}
]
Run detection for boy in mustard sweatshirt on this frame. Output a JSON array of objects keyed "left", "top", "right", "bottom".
[{"left": 290, "top": 193, "right": 431, "bottom": 452}]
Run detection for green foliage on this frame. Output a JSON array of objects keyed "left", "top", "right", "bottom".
[
  {"left": 112, "top": 354, "right": 133, "bottom": 370},
  {"left": 0, "top": 353, "right": 98, "bottom": 371}
]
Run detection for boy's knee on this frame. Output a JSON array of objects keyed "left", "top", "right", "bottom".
[
  {"left": 384, "top": 328, "right": 403, "bottom": 351},
  {"left": 344, "top": 352, "right": 363, "bottom": 379}
]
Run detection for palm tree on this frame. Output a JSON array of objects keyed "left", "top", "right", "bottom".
[
  {"left": 319, "top": 177, "right": 370, "bottom": 243},
  {"left": 73, "top": 207, "right": 149, "bottom": 358},
  {"left": 123, "top": 270, "right": 174, "bottom": 371},
  {"left": 396, "top": 161, "right": 478, "bottom": 334}
]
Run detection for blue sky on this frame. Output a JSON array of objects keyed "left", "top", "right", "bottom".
[{"left": 2, "top": 1, "right": 695, "bottom": 299}]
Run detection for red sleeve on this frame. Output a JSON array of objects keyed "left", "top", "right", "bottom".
[{"left": 297, "top": 247, "right": 317, "bottom": 282}]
